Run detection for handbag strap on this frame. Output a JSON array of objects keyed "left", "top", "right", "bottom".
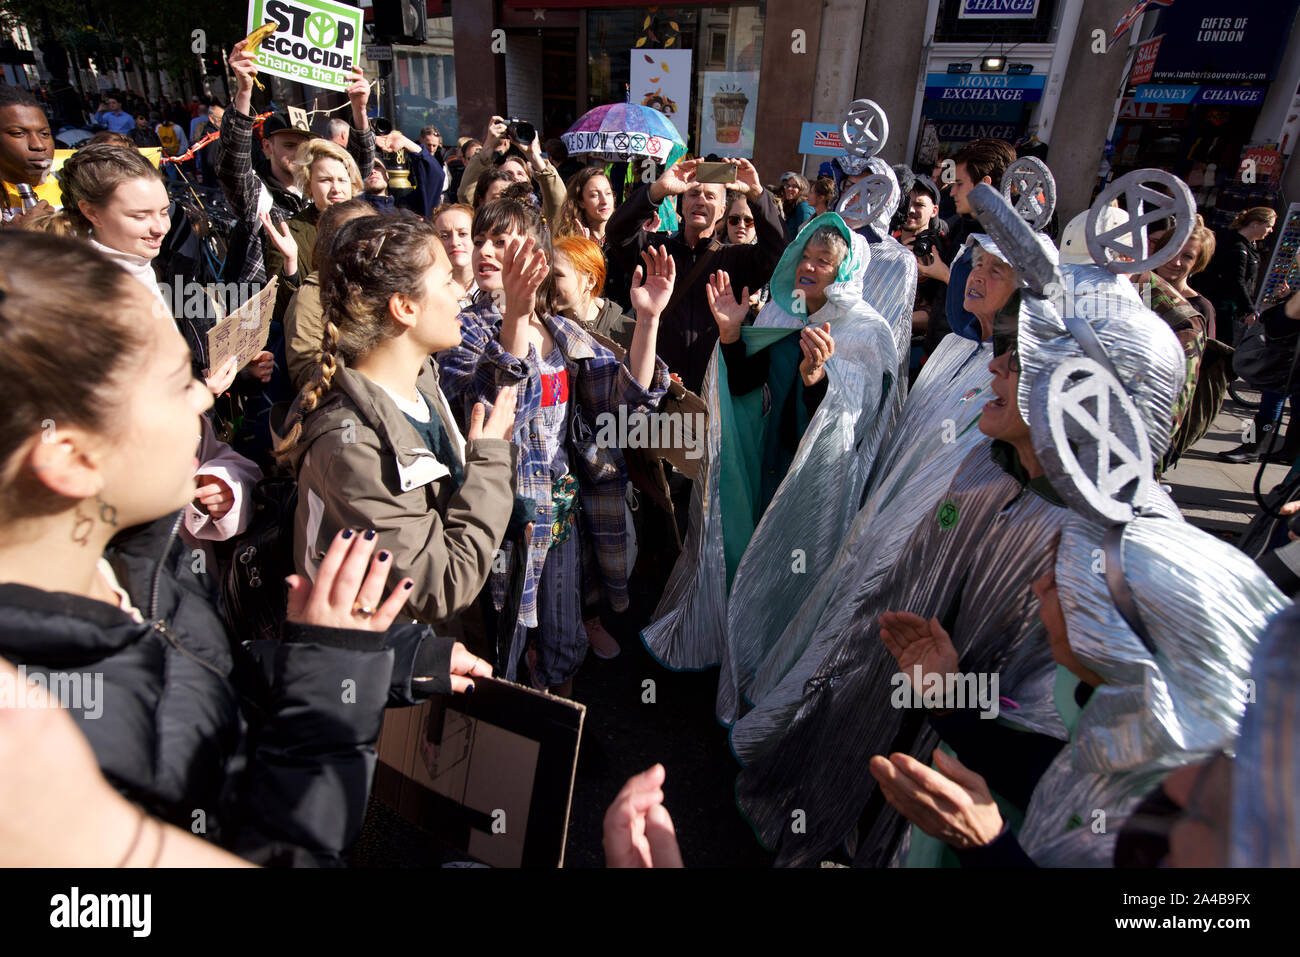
[{"left": 660, "top": 236, "right": 723, "bottom": 321}]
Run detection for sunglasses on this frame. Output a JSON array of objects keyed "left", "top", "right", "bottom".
[
  {"left": 728, "top": 215, "right": 755, "bottom": 227},
  {"left": 992, "top": 329, "right": 1021, "bottom": 373}
]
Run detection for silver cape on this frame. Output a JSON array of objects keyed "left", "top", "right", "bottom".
[
  {"left": 1230, "top": 600, "right": 1300, "bottom": 867},
  {"left": 642, "top": 213, "right": 900, "bottom": 722}
]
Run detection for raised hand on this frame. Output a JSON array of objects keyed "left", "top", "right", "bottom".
[
  {"left": 345, "top": 67, "right": 370, "bottom": 127},
  {"left": 500, "top": 234, "right": 548, "bottom": 323},
  {"left": 260, "top": 211, "right": 298, "bottom": 276},
  {"left": 483, "top": 115, "right": 508, "bottom": 153},
  {"left": 798, "top": 322, "right": 834, "bottom": 387},
  {"left": 628, "top": 245, "right": 676, "bottom": 321},
  {"left": 285, "top": 527, "right": 410, "bottom": 632},
  {"left": 650, "top": 158, "right": 701, "bottom": 202},
  {"left": 725, "top": 157, "right": 763, "bottom": 201},
  {"left": 705, "top": 269, "right": 749, "bottom": 344},
  {"left": 467, "top": 386, "right": 519, "bottom": 442},
  {"left": 879, "top": 610, "right": 959, "bottom": 687},
  {"left": 228, "top": 40, "right": 259, "bottom": 95},
  {"left": 603, "top": 764, "right": 684, "bottom": 868},
  {"left": 869, "top": 749, "right": 1003, "bottom": 851}
]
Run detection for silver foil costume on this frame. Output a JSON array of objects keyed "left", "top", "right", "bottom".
[
  {"left": 641, "top": 213, "right": 899, "bottom": 724},
  {"left": 732, "top": 232, "right": 1059, "bottom": 760},
  {"left": 735, "top": 182, "right": 1288, "bottom": 867},
  {"left": 858, "top": 157, "right": 916, "bottom": 389},
  {"left": 1230, "top": 601, "right": 1300, "bottom": 867}
]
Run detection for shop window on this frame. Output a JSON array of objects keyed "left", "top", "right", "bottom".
[
  {"left": 586, "top": 4, "right": 764, "bottom": 156},
  {"left": 933, "top": 0, "right": 1059, "bottom": 44}
]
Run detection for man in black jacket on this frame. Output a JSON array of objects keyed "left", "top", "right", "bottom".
[{"left": 605, "top": 157, "right": 786, "bottom": 394}]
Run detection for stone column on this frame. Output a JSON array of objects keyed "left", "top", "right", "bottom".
[
  {"left": 752, "top": 0, "right": 825, "bottom": 179},
  {"left": 1049, "top": 0, "right": 1146, "bottom": 225},
  {"left": 852, "top": 0, "right": 930, "bottom": 164},
  {"left": 451, "top": 0, "right": 506, "bottom": 140}
]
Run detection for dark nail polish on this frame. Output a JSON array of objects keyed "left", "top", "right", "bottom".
[
  {"left": 377, "top": 550, "right": 390, "bottom": 562},
  {"left": 403, "top": 581, "right": 414, "bottom": 590},
  {"left": 465, "top": 683, "right": 475, "bottom": 694},
  {"left": 341, "top": 528, "right": 354, "bottom": 539},
  {"left": 363, "top": 529, "right": 376, "bottom": 541}
]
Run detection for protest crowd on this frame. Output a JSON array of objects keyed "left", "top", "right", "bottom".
[{"left": 3, "top": 23, "right": 1300, "bottom": 874}]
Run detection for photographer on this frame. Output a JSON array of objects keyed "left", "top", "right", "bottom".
[
  {"left": 891, "top": 175, "right": 951, "bottom": 372},
  {"left": 456, "top": 114, "right": 564, "bottom": 223}
]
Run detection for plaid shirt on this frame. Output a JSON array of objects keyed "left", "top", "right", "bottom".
[
  {"left": 438, "top": 294, "right": 668, "bottom": 627},
  {"left": 216, "top": 107, "right": 375, "bottom": 284}
]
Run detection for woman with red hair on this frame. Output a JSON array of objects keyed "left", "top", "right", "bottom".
[{"left": 552, "top": 235, "right": 636, "bottom": 351}]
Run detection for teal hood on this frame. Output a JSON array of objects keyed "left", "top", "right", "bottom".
[{"left": 767, "top": 211, "right": 871, "bottom": 323}]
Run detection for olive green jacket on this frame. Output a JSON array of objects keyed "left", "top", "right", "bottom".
[{"left": 287, "top": 358, "right": 516, "bottom": 626}]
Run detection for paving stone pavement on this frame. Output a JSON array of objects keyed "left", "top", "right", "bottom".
[{"left": 1164, "top": 384, "right": 1294, "bottom": 540}]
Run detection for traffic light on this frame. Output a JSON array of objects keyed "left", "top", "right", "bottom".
[{"left": 372, "top": 0, "right": 427, "bottom": 44}]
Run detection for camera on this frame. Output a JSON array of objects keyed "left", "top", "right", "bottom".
[
  {"left": 506, "top": 118, "right": 536, "bottom": 145},
  {"left": 912, "top": 235, "right": 934, "bottom": 263}
]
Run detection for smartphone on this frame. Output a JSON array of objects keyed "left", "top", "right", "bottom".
[{"left": 694, "top": 162, "right": 737, "bottom": 184}]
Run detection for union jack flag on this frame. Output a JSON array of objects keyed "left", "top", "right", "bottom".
[{"left": 1109, "top": 0, "right": 1174, "bottom": 52}]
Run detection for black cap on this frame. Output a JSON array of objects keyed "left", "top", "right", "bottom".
[
  {"left": 911, "top": 173, "right": 940, "bottom": 205},
  {"left": 261, "top": 111, "right": 312, "bottom": 140}
]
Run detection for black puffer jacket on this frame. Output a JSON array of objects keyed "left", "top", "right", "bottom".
[
  {"left": 1195, "top": 229, "right": 1262, "bottom": 321},
  {"left": 0, "top": 512, "right": 456, "bottom": 866}
]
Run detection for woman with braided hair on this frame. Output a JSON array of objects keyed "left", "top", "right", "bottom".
[{"left": 280, "top": 213, "right": 519, "bottom": 628}]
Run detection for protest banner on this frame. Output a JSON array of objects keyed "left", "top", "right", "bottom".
[{"left": 246, "top": 0, "right": 362, "bottom": 92}]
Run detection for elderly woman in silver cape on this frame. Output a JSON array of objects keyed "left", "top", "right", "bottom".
[
  {"left": 640, "top": 212, "right": 898, "bottom": 723},
  {"left": 730, "top": 231, "right": 1055, "bottom": 752}
]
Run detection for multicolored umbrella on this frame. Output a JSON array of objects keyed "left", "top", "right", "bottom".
[{"left": 562, "top": 103, "right": 685, "bottom": 164}]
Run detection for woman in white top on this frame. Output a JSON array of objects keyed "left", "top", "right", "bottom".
[{"left": 58, "top": 142, "right": 265, "bottom": 548}]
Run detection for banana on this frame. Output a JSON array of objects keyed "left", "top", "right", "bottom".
[
  {"left": 243, "top": 22, "right": 277, "bottom": 53},
  {"left": 240, "top": 23, "right": 277, "bottom": 90}
]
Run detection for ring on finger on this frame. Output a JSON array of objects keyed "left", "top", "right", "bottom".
[{"left": 351, "top": 601, "right": 376, "bottom": 619}]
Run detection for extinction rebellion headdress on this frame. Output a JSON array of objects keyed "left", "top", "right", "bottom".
[{"left": 967, "top": 174, "right": 1287, "bottom": 866}]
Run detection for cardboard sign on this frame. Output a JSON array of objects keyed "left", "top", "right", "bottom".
[
  {"left": 373, "top": 677, "right": 585, "bottom": 867},
  {"left": 246, "top": 0, "right": 362, "bottom": 92},
  {"left": 205, "top": 276, "right": 277, "bottom": 374}
]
